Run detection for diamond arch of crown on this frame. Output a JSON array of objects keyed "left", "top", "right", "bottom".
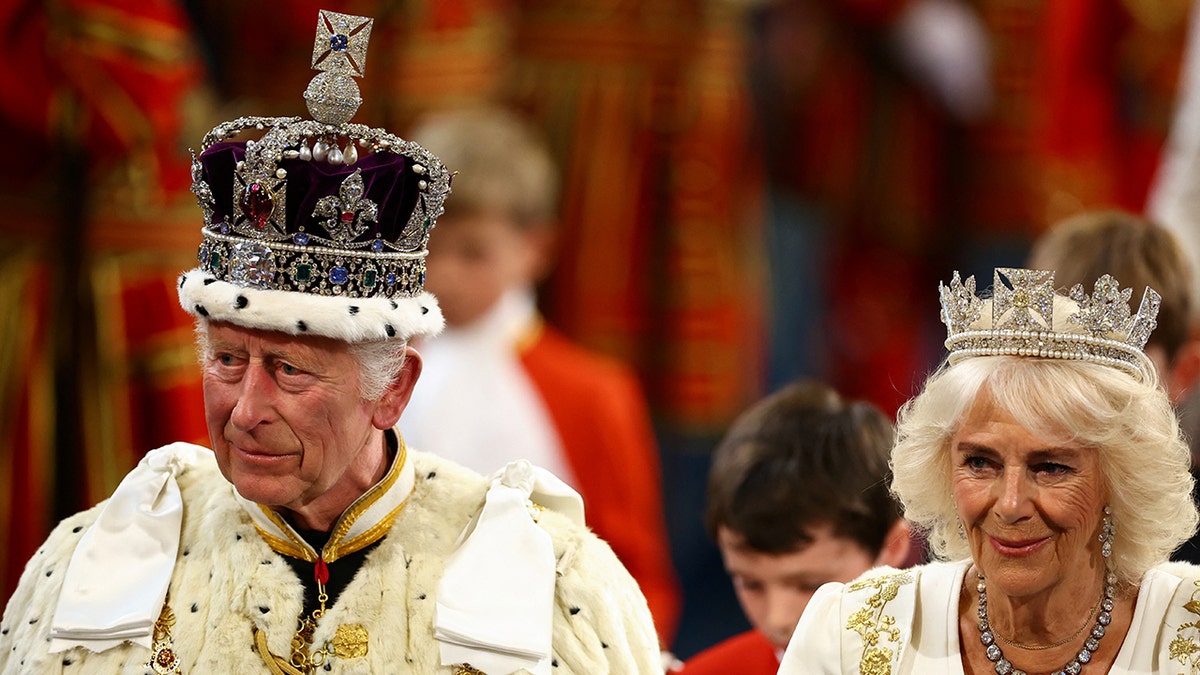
[
  {"left": 191, "top": 116, "right": 451, "bottom": 255},
  {"left": 938, "top": 268, "right": 1161, "bottom": 381}
]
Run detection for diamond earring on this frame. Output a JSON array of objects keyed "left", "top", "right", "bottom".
[{"left": 1099, "top": 505, "right": 1114, "bottom": 558}]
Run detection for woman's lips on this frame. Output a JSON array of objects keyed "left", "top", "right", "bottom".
[{"left": 988, "top": 535, "right": 1049, "bottom": 557}]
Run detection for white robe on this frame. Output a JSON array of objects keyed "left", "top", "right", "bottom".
[
  {"left": 0, "top": 447, "right": 660, "bottom": 674},
  {"left": 779, "top": 559, "right": 1200, "bottom": 674}
]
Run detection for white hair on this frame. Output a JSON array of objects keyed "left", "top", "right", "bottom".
[
  {"left": 346, "top": 339, "right": 408, "bottom": 401},
  {"left": 892, "top": 355, "right": 1197, "bottom": 587}
]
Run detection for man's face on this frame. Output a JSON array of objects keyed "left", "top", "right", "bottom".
[
  {"left": 423, "top": 213, "right": 545, "bottom": 328},
  {"left": 718, "top": 524, "right": 876, "bottom": 653},
  {"left": 200, "top": 322, "right": 393, "bottom": 517}
]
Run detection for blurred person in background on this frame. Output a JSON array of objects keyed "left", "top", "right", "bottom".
[
  {"left": 678, "top": 380, "right": 912, "bottom": 673},
  {"left": 1028, "top": 209, "right": 1200, "bottom": 563},
  {"left": 400, "top": 105, "right": 682, "bottom": 646}
]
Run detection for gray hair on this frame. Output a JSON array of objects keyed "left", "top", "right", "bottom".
[
  {"left": 891, "top": 355, "right": 1197, "bottom": 588},
  {"left": 346, "top": 339, "right": 408, "bottom": 401}
]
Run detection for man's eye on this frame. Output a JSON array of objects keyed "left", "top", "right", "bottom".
[
  {"left": 280, "top": 363, "right": 302, "bottom": 376},
  {"left": 217, "top": 353, "right": 238, "bottom": 366}
]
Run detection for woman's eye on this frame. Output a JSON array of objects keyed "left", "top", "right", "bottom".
[
  {"left": 965, "top": 456, "right": 989, "bottom": 470},
  {"left": 1036, "top": 462, "right": 1071, "bottom": 475}
]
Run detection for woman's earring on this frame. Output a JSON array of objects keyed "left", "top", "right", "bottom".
[
  {"left": 1100, "top": 505, "right": 1114, "bottom": 558},
  {"left": 957, "top": 519, "right": 967, "bottom": 541}
]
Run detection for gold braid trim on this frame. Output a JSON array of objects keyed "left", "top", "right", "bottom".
[{"left": 254, "top": 627, "right": 306, "bottom": 675}]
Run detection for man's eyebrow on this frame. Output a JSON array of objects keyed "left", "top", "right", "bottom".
[
  {"left": 202, "top": 339, "right": 240, "bottom": 354},
  {"left": 260, "top": 346, "right": 325, "bottom": 371}
]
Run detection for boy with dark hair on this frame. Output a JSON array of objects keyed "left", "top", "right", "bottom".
[{"left": 680, "top": 380, "right": 912, "bottom": 673}]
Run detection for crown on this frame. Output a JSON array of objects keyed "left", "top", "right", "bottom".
[
  {"left": 177, "top": 10, "right": 451, "bottom": 342},
  {"left": 939, "top": 268, "right": 1161, "bottom": 381}
]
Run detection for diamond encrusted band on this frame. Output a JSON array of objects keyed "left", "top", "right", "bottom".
[{"left": 198, "top": 228, "right": 427, "bottom": 300}]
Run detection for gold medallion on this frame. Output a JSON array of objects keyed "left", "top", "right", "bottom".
[
  {"left": 145, "top": 599, "right": 182, "bottom": 674},
  {"left": 330, "top": 623, "right": 369, "bottom": 659}
]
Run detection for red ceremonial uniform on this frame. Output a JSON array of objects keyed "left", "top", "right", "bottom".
[{"left": 679, "top": 629, "right": 779, "bottom": 675}]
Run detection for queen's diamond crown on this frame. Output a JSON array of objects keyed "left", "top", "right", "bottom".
[{"left": 939, "top": 268, "right": 1161, "bottom": 380}]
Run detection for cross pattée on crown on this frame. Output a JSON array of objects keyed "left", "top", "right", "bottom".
[{"left": 304, "top": 10, "right": 374, "bottom": 125}]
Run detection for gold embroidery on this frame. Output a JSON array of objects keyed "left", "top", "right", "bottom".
[
  {"left": 332, "top": 497, "right": 410, "bottom": 560},
  {"left": 845, "top": 572, "right": 912, "bottom": 675},
  {"left": 454, "top": 665, "right": 485, "bottom": 674},
  {"left": 1170, "top": 579, "right": 1200, "bottom": 674},
  {"left": 145, "top": 597, "right": 183, "bottom": 674},
  {"left": 330, "top": 624, "right": 369, "bottom": 659}
]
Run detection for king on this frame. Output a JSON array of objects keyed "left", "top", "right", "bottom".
[{"left": 0, "top": 9, "right": 662, "bottom": 674}]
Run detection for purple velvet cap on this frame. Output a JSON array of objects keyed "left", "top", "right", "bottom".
[{"left": 200, "top": 141, "right": 422, "bottom": 250}]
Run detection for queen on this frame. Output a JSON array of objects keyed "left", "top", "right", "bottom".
[{"left": 779, "top": 268, "right": 1200, "bottom": 674}]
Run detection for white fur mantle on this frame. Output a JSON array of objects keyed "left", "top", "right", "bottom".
[{"left": 0, "top": 448, "right": 660, "bottom": 674}]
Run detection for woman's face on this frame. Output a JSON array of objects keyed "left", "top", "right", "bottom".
[{"left": 951, "top": 398, "right": 1108, "bottom": 599}]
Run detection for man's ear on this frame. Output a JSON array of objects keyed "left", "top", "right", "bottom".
[
  {"left": 874, "top": 519, "right": 915, "bottom": 569},
  {"left": 372, "top": 345, "right": 422, "bottom": 430},
  {"left": 1168, "top": 338, "right": 1200, "bottom": 404}
]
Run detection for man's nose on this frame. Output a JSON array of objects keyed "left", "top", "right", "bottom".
[{"left": 230, "top": 362, "right": 276, "bottom": 430}]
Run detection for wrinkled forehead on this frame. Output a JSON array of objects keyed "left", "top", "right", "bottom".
[
  {"left": 200, "top": 319, "right": 353, "bottom": 359},
  {"left": 956, "top": 391, "right": 1073, "bottom": 447}
]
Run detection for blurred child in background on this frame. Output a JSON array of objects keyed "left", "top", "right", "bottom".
[
  {"left": 679, "top": 380, "right": 912, "bottom": 673},
  {"left": 1028, "top": 209, "right": 1200, "bottom": 562},
  {"left": 400, "top": 106, "right": 682, "bottom": 643}
]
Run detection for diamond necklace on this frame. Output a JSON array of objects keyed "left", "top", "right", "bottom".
[{"left": 976, "top": 572, "right": 1116, "bottom": 675}]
